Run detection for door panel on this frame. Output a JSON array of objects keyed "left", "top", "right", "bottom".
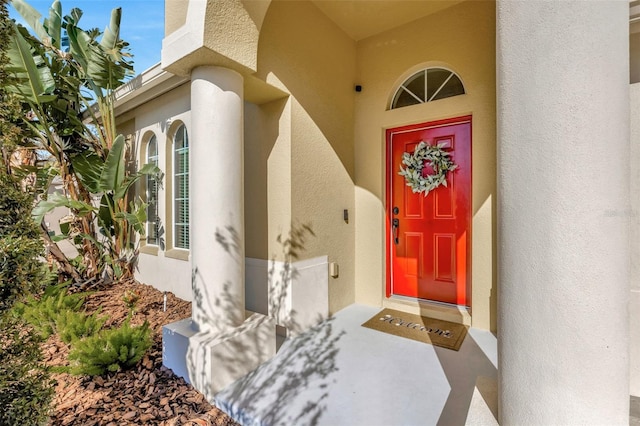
[{"left": 386, "top": 117, "right": 471, "bottom": 306}]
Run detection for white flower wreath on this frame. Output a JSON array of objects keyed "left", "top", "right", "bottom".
[{"left": 398, "top": 141, "right": 458, "bottom": 196}]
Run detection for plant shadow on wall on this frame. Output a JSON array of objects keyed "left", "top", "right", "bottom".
[
  {"left": 157, "top": 218, "right": 166, "bottom": 251},
  {"left": 188, "top": 223, "right": 345, "bottom": 426}
]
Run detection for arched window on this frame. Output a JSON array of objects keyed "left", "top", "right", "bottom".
[
  {"left": 173, "top": 124, "right": 189, "bottom": 249},
  {"left": 391, "top": 67, "right": 465, "bottom": 109},
  {"left": 146, "top": 135, "right": 159, "bottom": 245}
]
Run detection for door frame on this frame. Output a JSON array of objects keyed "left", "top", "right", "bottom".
[{"left": 385, "top": 115, "right": 472, "bottom": 306}]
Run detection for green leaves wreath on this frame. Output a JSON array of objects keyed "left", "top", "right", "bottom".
[{"left": 398, "top": 141, "right": 458, "bottom": 196}]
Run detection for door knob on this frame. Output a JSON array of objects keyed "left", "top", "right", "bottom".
[{"left": 392, "top": 218, "right": 399, "bottom": 245}]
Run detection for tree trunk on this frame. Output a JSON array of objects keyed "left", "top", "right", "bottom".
[{"left": 39, "top": 221, "right": 82, "bottom": 283}]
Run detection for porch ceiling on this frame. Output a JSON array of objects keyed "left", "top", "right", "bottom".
[{"left": 310, "top": 0, "right": 464, "bottom": 41}]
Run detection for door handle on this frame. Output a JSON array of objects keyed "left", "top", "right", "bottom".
[{"left": 392, "top": 218, "right": 399, "bottom": 245}]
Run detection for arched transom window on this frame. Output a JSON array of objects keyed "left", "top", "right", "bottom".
[{"left": 391, "top": 68, "right": 465, "bottom": 109}]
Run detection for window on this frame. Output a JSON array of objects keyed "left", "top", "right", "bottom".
[
  {"left": 173, "top": 125, "right": 189, "bottom": 249},
  {"left": 146, "top": 135, "right": 159, "bottom": 245},
  {"left": 391, "top": 68, "right": 465, "bottom": 109}
]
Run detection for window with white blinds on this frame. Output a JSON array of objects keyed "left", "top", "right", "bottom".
[
  {"left": 173, "top": 125, "right": 189, "bottom": 249},
  {"left": 146, "top": 135, "right": 159, "bottom": 245}
]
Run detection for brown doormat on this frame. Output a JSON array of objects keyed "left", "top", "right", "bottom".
[{"left": 362, "top": 308, "right": 468, "bottom": 351}]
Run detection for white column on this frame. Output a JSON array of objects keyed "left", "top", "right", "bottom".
[
  {"left": 190, "top": 66, "right": 245, "bottom": 332},
  {"left": 497, "top": 2, "right": 629, "bottom": 424}
]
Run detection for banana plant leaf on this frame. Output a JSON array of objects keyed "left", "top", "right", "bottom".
[
  {"left": 115, "top": 202, "right": 147, "bottom": 235},
  {"left": 42, "top": 1, "right": 62, "bottom": 49},
  {"left": 10, "top": 0, "right": 49, "bottom": 42},
  {"left": 70, "top": 152, "right": 103, "bottom": 193},
  {"left": 6, "top": 24, "right": 55, "bottom": 103},
  {"left": 32, "top": 192, "right": 96, "bottom": 225},
  {"left": 114, "top": 163, "right": 163, "bottom": 201},
  {"left": 98, "top": 193, "right": 114, "bottom": 237},
  {"left": 99, "top": 7, "right": 124, "bottom": 63},
  {"left": 66, "top": 7, "right": 131, "bottom": 90},
  {"left": 98, "top": 134, "right": 125, "bottom": 193}
]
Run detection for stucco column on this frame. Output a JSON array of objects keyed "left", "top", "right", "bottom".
[
  {"left": 190, "top": 66, "right": 245, "bottom": 332},
  {"left": 497, "top": 2, "right": 629, "bottom": 424}
]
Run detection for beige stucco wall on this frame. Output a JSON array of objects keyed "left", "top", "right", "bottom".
[
  {"left": 244, "top": 101, "right": 268, "bottom": 259},
  {"left": 132, "top": 0, "right": 496, "bottom": 328},
  {"left": 116, "top": 83, "right": 193, "bottom": 301},
  {"left": 631, "top": 31, "right": 640, "bottom": 84},
  {"left": 163, "top": 0, "right": 268, "bottom": 77},
  {"left": 257, "top": 0, "right": 357, "bottom": 314},
  {"left": 115, "top": 88, "right": 284, "bottom": 302},
  {"left": 631, "top": 82, "right": 640, "bottom": 397},
  {"left": 353, "top": 0, "right": 497, "bottom": 330},
  {"left": 165, "top": 0, "right": 188, "bottom": 37}
]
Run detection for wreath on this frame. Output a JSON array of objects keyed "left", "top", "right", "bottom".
[{"left": 398, "top": 141, "right": 458, "bottom": 196}]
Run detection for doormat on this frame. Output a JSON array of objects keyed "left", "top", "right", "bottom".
[{"left": 362, "top": 308, "right": 468, "bottom": 351}]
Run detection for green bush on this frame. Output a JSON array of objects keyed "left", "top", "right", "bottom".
[
  {"left": 0, "top": 315, "right": 54, "bottom": 425},
  {"left": 57, "top": 309, "right": 107, "bottom": 344},
  {"left": 0, "top": 169, "right": 49, "bottom": 312},
  {"left": 13, "top": 285, "right": 87, "bottom": 339},
  {"left": 67, "top": 320, "right": 153, "bottom": 376}
]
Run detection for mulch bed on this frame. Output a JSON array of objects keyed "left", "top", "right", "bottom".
[{"left": 43, "top": 280, "right": 239, "bottom": 426}]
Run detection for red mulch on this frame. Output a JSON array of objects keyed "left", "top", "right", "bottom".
[{"left": 42, "top": 280, "right": 239, "bottom": 426}]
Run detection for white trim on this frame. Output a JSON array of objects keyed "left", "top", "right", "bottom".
[{"left": 114, "top": 64, "right": 189, "bottom": 116}]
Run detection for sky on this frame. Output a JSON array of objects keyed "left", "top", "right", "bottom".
[{"left": 9, "top": 0, "right": 165, "bottom": 76}]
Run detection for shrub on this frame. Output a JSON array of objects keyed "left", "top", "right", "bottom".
[
  {"left": 0, "top": 169, "right": 49, "bottom": 312},
  {"left": 57, "top": 309, "right": 107, "bottom": 344},
  {"left": 0, "top": 315, "right": 54, "bottom": 425},
  {"left": 13, "top": 285, "right": 87, "bottom": 339},
  {"left": 67, "top": 320, "right": 153, "bottom": 376}
]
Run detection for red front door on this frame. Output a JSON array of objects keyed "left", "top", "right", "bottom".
[{"left": 386, "top": 117, "right": 471, "bottom": 306}]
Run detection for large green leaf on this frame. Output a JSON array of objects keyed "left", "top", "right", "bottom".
[
  {"left": 6, "top": 24, "right": 55, "bottom": 103},
  {"left": 32, "top": 192, "right": 96, "bottom": 225},
  {"left": 64, "top": 23, "right": 91, "bottom": 77},
  {"left": 114, "top": 163, "right": 163, "bottom": 201},
  {"left": 65, "top": 7, "right": 131, "bottom": 90},
  {"left": 10, "top": 0, "right": 49, "bottom": 41},
  {"left": 99, "top": 134, "right": 125, "bottom": 192},
  {"left": 98, "top": 194, "right": 114, "bottom": 237},
  {"left": 100, "top": 7, "right": 122, "bottom": 62},
  {"left": 92, "top": 7, "right": 132, "bottom": 88},
  {"left": 70, "top": 152, "right": 103, "bottom": 193},
  {"left": 115, "top": 200, "right": 147, "bottom": 235},
  {"left": 43, "top": 1, "right": 62, "bottom": 49}
]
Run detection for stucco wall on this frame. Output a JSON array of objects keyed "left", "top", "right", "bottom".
[
  {"left": 116, "top": 83, "right": 192, "bottom": 301},
  {"left": 631, "top": 82, "right": 640, "bottom": 397},
  {"left": 353, "top": 0, "right": 497, "bottom": 330},
  {"left": 244, "top": 102, "right": 268, "bottom": 259},
  {"left": 127, "top": 0, "right": 496, "bottom": 329},
  {"left": 631, "top": 32, "right": 640, "bottom": 84},
  {"left": 257, "top": 0, "right": 357, "bottom": 314},
  {"left": 164, "top": 0, "right": 188, "bottom": 37}
]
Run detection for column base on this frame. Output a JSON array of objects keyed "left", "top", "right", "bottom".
[{"left": 163, "top": 311, "right": 276, "bottom": 402}]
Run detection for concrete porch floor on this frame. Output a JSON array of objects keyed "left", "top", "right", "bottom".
[{"left": 215, "top": 304, "right": 499, "bottom": 426}]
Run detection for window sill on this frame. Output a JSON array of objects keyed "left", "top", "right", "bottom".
[
  {"left": 140, "top": 245, "right": 159, "bottom": 256},
  {"left": 165, "top": 248, "right": 190, "bottom": 261}
]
